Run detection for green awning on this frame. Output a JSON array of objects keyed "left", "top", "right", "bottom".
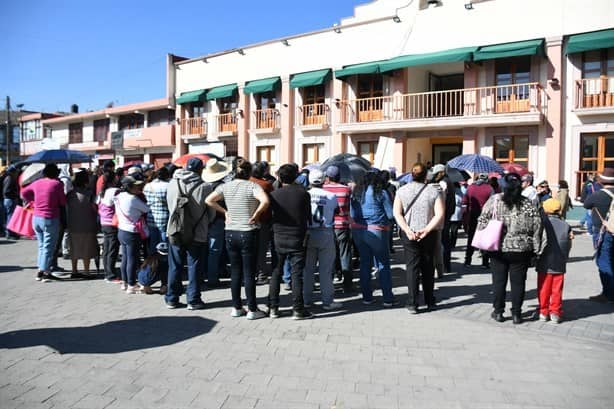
[
  {"left": 176, "top": 89, "right": 207, "bottom": 104},
  {"left": 243, "top": 77, "right": 281, "bottom": 94},
  {"left": 379, "top": 46, "right": 478, "bottom": 73},
  {"left": 473, "top": 39, "right": 545, "bottom": 61},
  {"left": 290, "top": 69, "right": 332, "bottom": 89},
  {"left": 335, "top": 60, "right": 386, "bottom": 79},
  {"left": 205, "top": 84, "right": 238, "bottom": 100},
  {"left": 566, "top": 29, "right": 614, "bottom": 54}
]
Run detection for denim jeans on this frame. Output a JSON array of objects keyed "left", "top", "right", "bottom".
[
  {"left": 226, "top": 230, "right": 259, "bottom": 311},
  {"left": 334, "top": 228, "right": 353, "bottom": 286},
  {"left": 269, "top": 246, "right": 306, "bottom": 312},
  {"left": 352, "top": 228, "right": 393, "bottom": 303},
  {"left": 256, "top": 221, "right": 273, "bottom": 278},
  {"left": 147, "top": 224, "right": 167, "bottom": 255},
  {"left": 101, "top": 226, "right": 120, "bottom": 280},
  {"left": 32, "top": 216, "right": 60, "bottom": 272},
  {"left": 206, "top": 217, "right": 225, "bottom": 285},
  {"left": 401, "top": 230, "right": 437, "bottom": 308},
  {"left": 4, "top": 198, "right": 17, "bottom": 237},
  {"left": 304, "top": 229, "right": 336, "bottom": 306},
  {"left": 166, "top": 241, "right": 206, "bottom": 305},
  {"left": 118, "top": 230, "right": 141, "bottom": 286}
]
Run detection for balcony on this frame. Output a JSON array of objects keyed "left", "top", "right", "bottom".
[
  {"left": 216, "top": 113, "right": 238, "bottom": 137},
  {"left": 574, "top": 77, "right": 614, "bottom": 116},
  {"left": 179, "top": 118, "right": 208, "bottom": 141},
  {"left": 296, "top": 103, "right": 330, "bottom": 131},
  {"left": 337, "top": 83, "right": 543, "bottom": 133},
  {"left": 252, "top": 109, "right": 280, "bottom": 134}
]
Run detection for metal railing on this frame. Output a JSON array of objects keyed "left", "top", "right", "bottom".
[
  {"left": 296, "top": 103, "right": 330, "bottom": 127},
  {"left": 252, "top": 108, "right": 280, "bottom": 130},
  {"left": 179, "top": 117, "right": 207, "bottom": 137},
  {"left": 575, "top": 77, "right": 614, "bottom": 109},
  {"left": 339, "top": 83, "right": 542, "bottom": 123}
]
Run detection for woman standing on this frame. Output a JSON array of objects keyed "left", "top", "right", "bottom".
[
  {"left": 477, "top": 173, "right": 542, "bottom": 324},
  {"left": 205, "top": 159, "right": 269, "bottom": 319},
  {"left": 66, "top": 170, "right": 99, "bottom": 278},
  {"left": 115, "top": 176, "right": 149, "bottom": 294},
  {"left": 98, "top": 170, "right": 120, "bottom": 283},
  {"left": 21, "top": 164, "right": 66, "bottom": 281},
  {"left": 393, "top": 163, "right": 444, "bottom": 314},
  {"left": 556, "top": 180, "right": 572, "bottom": 219},
  {"left": 350, "top": 171, "right": 395, "bottom": 306}
]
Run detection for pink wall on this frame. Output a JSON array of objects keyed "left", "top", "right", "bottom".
[
  {"left": 279, "top": 79, "right": 294, "bottom": 164},
  {"left": 123, "top": 125, "right": 175, "bottom": 149},
  {"left": 545, "top": 38, "right": 563, "bottom": 182}
]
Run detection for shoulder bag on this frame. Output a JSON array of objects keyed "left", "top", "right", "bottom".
[{"left": 471, "top": 196, "right": 503, "bottom": 251}]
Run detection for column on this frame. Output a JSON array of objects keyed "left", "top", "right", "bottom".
[
  {"left": 237, "top": 85, "right": 249, "bottom": 158},
  {"left": 545, "top": 36, "right": 563, "bottom": 182},
  {"left": 463, "top": 127, "right": 478, "bottom": 154},
  {"left": 279, "top": 77, "right": 294, "bottom": 164},
  {"left": 330, "top": 78, "right": 346, "bottom": 155}
]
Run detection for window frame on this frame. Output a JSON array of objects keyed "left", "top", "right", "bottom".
[
  {"left": 68, "top": 122, "right": 83, "bottom": 144},
  {"left": 493, "top": 135, "right": 529, "bottom": 166}
]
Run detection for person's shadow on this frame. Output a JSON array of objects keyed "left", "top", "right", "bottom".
[{"left": 0, "top": 316, "right": 216, "bottom": 354}]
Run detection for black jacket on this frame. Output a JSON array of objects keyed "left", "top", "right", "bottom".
[{"left": 584, "top": 187, "right": 614, "bottom": 230}]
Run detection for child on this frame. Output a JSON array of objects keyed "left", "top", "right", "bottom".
[
  {"left": 137, "top": 242, "right": 168, "bottom": 294},
  {"left": 536, "top": 198, "right": 574, "bottom": 323}
]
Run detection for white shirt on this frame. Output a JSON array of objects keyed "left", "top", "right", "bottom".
[
  {"left": 308, "top": 187, "right": 338, "bottom": 229},
  {"left": 114, "top": 192, "right": 149, "bottom": 233}
]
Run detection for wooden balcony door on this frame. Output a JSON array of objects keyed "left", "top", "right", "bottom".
[
  {"left": 495, "top": 57, "right": 531, "bottom": 113},
  {"left": 303, "top": 143, "right": 323, "bottom": 166},
  {"left": 493, "top": 135, "right": 529, "bottom": 167},
  {"left": 358, "top": 141, "right": 378, "bottom": 164},
  {"left": 256, "top": 145, "right": 276, "bottom": 166},
  {"left": 356, "top": 74, "right": 383, "bottom": 122}
]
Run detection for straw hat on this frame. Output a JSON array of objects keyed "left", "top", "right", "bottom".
[
  {"left": 202, "top": 158, "right": 231, "bottom": 183},
  {"left": 598, "top": 168, "right": 614, "bottom": 184}
]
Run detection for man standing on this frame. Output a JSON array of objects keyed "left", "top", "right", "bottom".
[
  {"left": 268, "top": 164, "right": 312, "bottom": 319},
  {"left": 323, "top": 166, "right": 354, "bottom": 293},
  {"left": 143, "top": 166, "right": 171, "bottom": 254},
  {"left": 304, "top": 169, "right": 342, "bottom": 310},
  {"left": 3, "top": 165, "right": 19, "bottom": 239},
  {"left": 165, "top": 158, "right": 213, "bottom": 310},
  {"left": 462, "top": 173, "right": 494, "bottom": 267},
  {"left": 521, "top": 174, "right": 538, "bottom": 205}
]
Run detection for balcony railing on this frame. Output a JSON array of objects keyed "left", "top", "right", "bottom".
[
  {"left": 339, "top": 83, "right": 542, "bottom": 123},
  {"left": 252, "top": 108, "right": 280, "bottom": 130},
  {"left": 216, "top": 113, "right": 238, "bottom": 134},
  {"left": 575, "top": 77, "right": 614, "bottom": 109},
  {"left": 296, "top": 103, "right": 330, "bottom": 127},
  {"left": 179, "top": 117, "right": 207, "bottom": 137}
]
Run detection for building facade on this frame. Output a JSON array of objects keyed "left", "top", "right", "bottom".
[{"left": 171, "top": 0, "right": 614, "bottom": 197}]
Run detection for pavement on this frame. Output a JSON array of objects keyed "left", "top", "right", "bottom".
[{"left": 1, "top": 224, "right": 613, "bottom": 409}]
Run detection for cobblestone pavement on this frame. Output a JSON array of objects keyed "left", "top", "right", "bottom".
[{"left": 1, "top": 226, "right": 613, "bottom": 409}]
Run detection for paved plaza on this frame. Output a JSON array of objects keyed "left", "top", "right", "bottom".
[{"left": 1, "top": 226, "right": 613, "bottom": 409}]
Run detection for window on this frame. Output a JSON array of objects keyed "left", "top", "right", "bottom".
[
  {"left": 580, "top": 49, "right": 614, "bottom": 106},
  {"left": 218, "top": 97, "right": 237, "bottom": 114},
  {"left": 358, "top": 141, "right": 378, "bottom": 164},
  {"left": 356, "top": 74, "right": 383, "bottom": 122},
  {"left": 69, "top": 123, "right": 83, "bottom": 144},
  {"left": 255, "top": 92, "right": 278, "bottom": 129},
  {"left": 582, "top": 48, "right": 614, "bottom": 79},
  {"left": 21, "top": 121, "right": 43, "bottom": 142},
  {"left": 256, "top": 145, "right": 275, "bottom": 165},
  {"left": 580, "top": 133, "right": 614, "bottom": 172},
  {"left": 302, "top": 85, "right": 325, "bottom": 106},
  {"left": 148, "top": 109, "right": 175, "bottom": 127},
  {"left": 300, "top": 85, "right": 326, "bottom": 125},
  {"left": 303, "top": 143, "right": 324, "bottom": 166},
  {"left": 118, "top": 114, "right": 144, "bottom": 130},
  {"left": 493, "top": 135, "right": 529, "bottom": 166},
  {"left": 256, "top": 92, "right": 277, "bottom": 110},
  {"left": 495, "top": 57, "right": 531, "bottom": 112},
  {"left": 93, "top": 118, "right": 110, "bottom": 142}
]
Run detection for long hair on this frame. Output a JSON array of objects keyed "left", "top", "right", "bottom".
[{"left": 502, "top": 173, "right": 523, "bottom": 210}]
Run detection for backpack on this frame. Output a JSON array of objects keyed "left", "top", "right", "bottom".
[
  {"left": 167, "top": 179, "right": 207, "bottom": 246},
  {"left": 596, "top": 189, "right": 614, "bottom": 234}
]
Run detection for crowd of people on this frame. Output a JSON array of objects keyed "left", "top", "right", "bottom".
[{"left": 1, "top": 157, "right": 612, "bottom": 324}]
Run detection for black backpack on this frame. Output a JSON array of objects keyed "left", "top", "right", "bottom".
[{"left": 167, "top": 180, "right": 207, "bottom": 246}]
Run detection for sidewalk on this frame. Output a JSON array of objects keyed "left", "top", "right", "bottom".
[{"left": 0, "top": 230, "right": 613, "bottom": 409}]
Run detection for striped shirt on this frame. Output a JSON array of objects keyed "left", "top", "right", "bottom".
[
  {"left": 215, "top": 179, "right": 264, "bottom": 231},
  {"left": 323, "top": 182, "right": 351, "bottom": 229}
]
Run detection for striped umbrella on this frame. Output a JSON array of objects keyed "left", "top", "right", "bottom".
[{"left": 446, "top": 154, "right": 504, "bottom": 174}]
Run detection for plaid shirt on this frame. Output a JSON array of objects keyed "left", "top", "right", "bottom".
[{"left": 143, "top": 179, "right": 169, "bottom": 231}]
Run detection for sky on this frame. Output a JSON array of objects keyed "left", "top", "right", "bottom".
[{"left": 1, "top": 0, "right": 367, "bottom": 114}]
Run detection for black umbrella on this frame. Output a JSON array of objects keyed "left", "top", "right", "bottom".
[
  {"left": 321, "top": 153, "right": 371, "bottom": 183},
  {"left": 445, "top": 166, "right": 470, "bottom": 183}
]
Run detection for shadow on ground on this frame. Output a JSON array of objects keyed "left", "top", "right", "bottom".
[
  {"left": 0, "top": 265, "right": 37, "bottom": 273},
  {"left": 0, "top": 316, "right": 216, "bottom": 354}
]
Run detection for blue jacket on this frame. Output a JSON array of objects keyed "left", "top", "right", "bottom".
[{"left": 350, "top": 186, "right": 393, "bottom": 227}]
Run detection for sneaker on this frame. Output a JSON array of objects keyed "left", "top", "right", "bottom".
[
  {"left": 35, "top": 271, "right": 44, "bottom": 281},
  {"left": 283, "top": 283, "right": 292, "bottom": 291},
  {"left": 268, "top": 307, "right": 281, "bottom": 319},
  {"left": 382, "top": 300, "right": 398, "bottom": 308},
  {"left": 322, "top": 302, "right": 343, "bottom": 311},
  {"left": 140, "top": 285, "right": 154, "bottom": 295},
  {"left": 550, "top": 314, "right": 562, "bottom": 324},
  {"left": 120, "top": 282, "right": 128, "bottom": 291},
  {"left": 292, "top": 310, "right": 314, "bottom": 320},
  {"left": 125, "top": 286, "right": 139, "bottom": 294},
  {"left": 42, "top": 272, "right": 61, "bottom": 281},
  {"left": 407, "top": 306, "right": 419, "bottom": 314},
  {"left": 104, "top": 278, "right": 122, "bottom": 284},
  {"left": 187, "top": 302, "right": 206, "bottom": 310},
  {"left": 362, "top": 299, "right": 376, "bottom": 306},
  {"left": 539, "top": 313, "right": 550, "bottom": 322},
  {"left": 231, "top": 307, "right": 247, "bottom": 317},
  {"left": 166, "top": 301, "right": 186, "bottom": 309},
  {"left": 246, "top": 309, "right": 266, "bottom": 320},
  {"left": 159, "top": 285, "right": 167, "bottom": 295}
]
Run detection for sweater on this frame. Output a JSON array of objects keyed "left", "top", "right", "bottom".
[
  {"left": 21, "top": 178, "right": 66, "bottom": 219},
  {"left": 536, "top": 214, "right": 572, "bottom": 274}
]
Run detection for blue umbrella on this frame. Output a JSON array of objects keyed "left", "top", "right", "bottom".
[
  {"left": 23, "top": 149, "right": 91, "bottom": 164},
  {"left": 446, "top": 154, "right": 504, "bottom": 174}
]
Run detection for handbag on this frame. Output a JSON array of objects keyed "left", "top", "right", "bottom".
[
  {"left": 6, "top": 204, "right": 36, "bottom": 239},
  {"left": 471, "top": 197, "right": 503, "bottom": 251}
]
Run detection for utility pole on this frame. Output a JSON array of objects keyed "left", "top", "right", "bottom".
[{"left": 5, "top": 96, "right": 10, "bottom": 166}]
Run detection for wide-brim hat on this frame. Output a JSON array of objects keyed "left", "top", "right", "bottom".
[
  {"left": 202, "top": 158, "right": 231, "bottom": 183},
  {"left": 598, "top": 168, "right": 614, "bottom": 184}
]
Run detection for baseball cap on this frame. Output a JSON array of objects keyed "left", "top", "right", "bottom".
[
  {"left": 431, "top": 164, "right": 445, "bottom": 174},
  {"left": 325, "top": 165, "right": 340, "bottom": 179},
  {"left": 121, "top": 175, "right": 144, "bottom": 188},
  {"left": 186, "top": 157, "right": 204, "bottom": 173},
  {"left": 521, "top": 174, "right": 533, "bottom": 184},
  {"left": 478, "top": 173, "right": 489, "bottom": 180},
  {"left": 309, "top": 169, "right": 325, "bottom": 186}
]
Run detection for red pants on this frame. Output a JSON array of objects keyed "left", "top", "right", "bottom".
[{"left": 537, "top": 272, "right": 565, "bottom": 316}]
